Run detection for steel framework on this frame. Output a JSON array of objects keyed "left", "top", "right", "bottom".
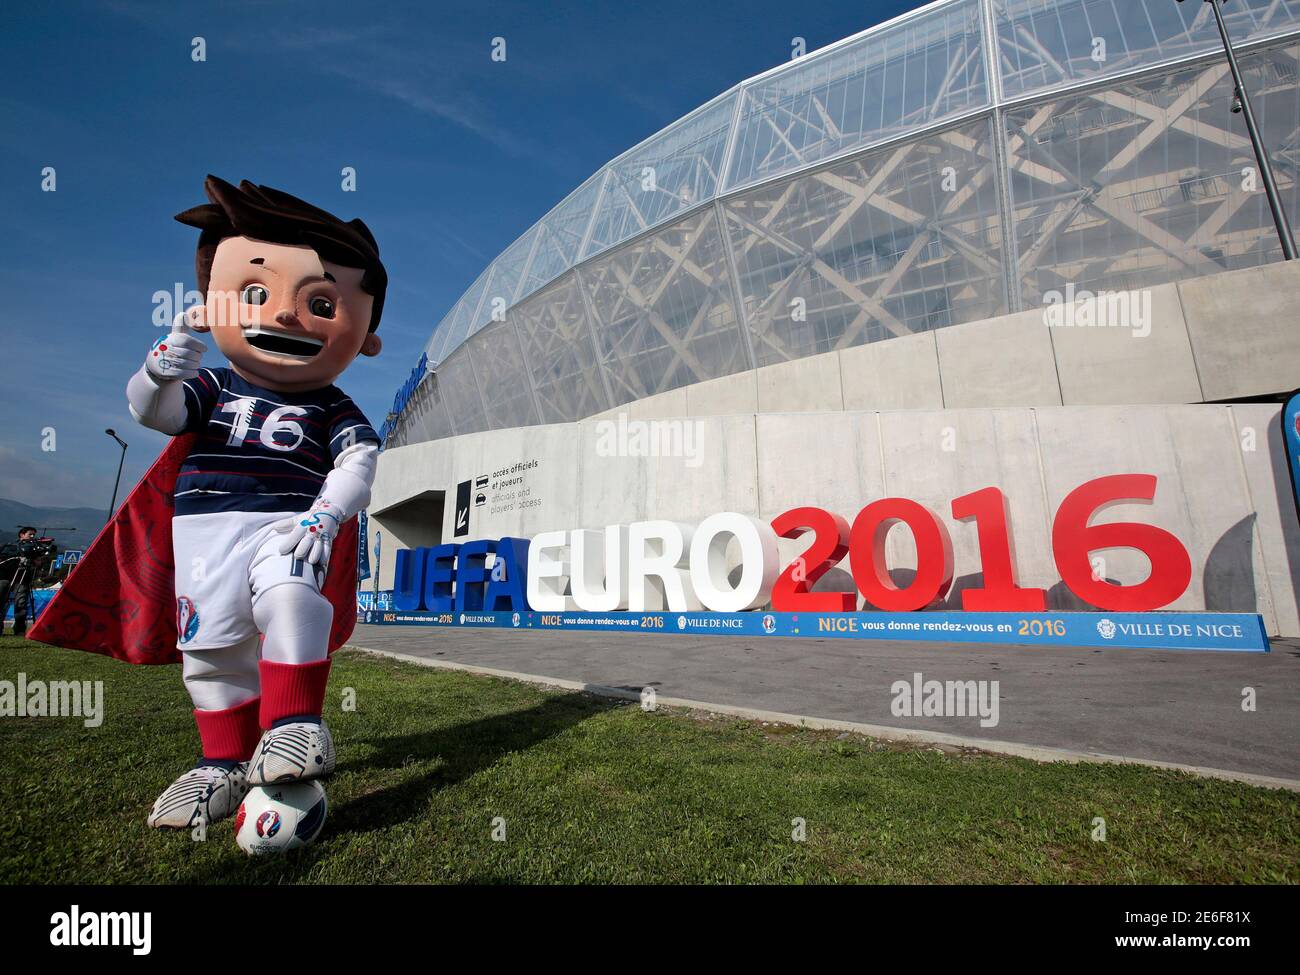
[{"left": 389, "top": 0, "right": 1300, "bottom": 448}]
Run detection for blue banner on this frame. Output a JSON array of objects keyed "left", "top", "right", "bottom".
[
  {"left": 356, "top": 607, "right": 1269, "bottom": 653},
  {"left": 356, "top": 511, "right": 371, "bottom": 583},
  {"left": 4, "top": 588, "right": 58, "bottom": 621},
  {"left": 1284, "top": 388, "right": 1300, "bottom": 528},
  {"left": 356, "top": 590, "right": 393, "bottom": 612},
  {"left": 380, "top": 353, "right": 428, "bottom": 446}
]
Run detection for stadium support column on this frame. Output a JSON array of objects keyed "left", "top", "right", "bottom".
[{"left": 1193, "top": 0, "right": 1297, "bottom": 260}]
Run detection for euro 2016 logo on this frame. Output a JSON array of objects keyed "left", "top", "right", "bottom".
[
  {"left": 176, "top": 596, "right": 200, "bottom": 644},
  {"left": 256, "top": 810, "right": 282, "bottom": 838}
]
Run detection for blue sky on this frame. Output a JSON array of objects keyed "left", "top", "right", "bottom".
[{"left": 0, "top": 0, "right": 911, "bottom": 511}]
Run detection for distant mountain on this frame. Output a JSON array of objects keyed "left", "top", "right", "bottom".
[{"left": 0, "top": 498, "right": 108, "bottom": 549}]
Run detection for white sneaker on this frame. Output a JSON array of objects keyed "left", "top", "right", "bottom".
[
  {"left": 247, "top": 721, "right": 336, "bottom": 785},
  {"left": 147, "top": 761, "right": 249, "bottom": 830}
]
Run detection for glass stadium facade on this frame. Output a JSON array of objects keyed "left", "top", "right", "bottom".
[{"left": 386, "top": 0, "right": 1300, "bottom": 447}]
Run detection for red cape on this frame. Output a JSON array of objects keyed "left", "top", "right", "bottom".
[{"left": 28, "top": 434, "right": 358, "bottom": 664}]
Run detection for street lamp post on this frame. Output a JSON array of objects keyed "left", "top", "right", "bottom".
[
  {"left": 104, "top": 429, "right": 128, "bottom": 523},
  {"left": 1181, "top": 0, "right": 1297, "bottom": 259}
]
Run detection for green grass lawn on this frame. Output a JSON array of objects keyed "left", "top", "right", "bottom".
[{"left": 1, "top": 635, "right": 1296, "bottom": 884}]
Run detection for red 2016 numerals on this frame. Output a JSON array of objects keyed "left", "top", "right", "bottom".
[
  {"left": 849, "top": 498, "right": 954, "bottom": 611},
  {"left": 770, "top": 475, "right": 1191, "bottom": 613},
  {"left": 951, "top": 486, "right": 1046, "bottom": 611},
  {"left": 770, "top": 507, "right": 854, "bottom": 612},
  {"left": 1050, "top": 473, "right": 1191, "bottom": 612}
]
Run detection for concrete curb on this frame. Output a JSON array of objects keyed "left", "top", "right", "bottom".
[{"left": 344, "top": 643, "right": 1300, "bottom": 793}]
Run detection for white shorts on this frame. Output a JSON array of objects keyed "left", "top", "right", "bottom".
[{"left": 172, "top": 511, "right": 325, "bottom": 650}]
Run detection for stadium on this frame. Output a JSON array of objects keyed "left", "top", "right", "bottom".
[{"left": 370, "top": 0, "right": 1300, "bottom": 636}]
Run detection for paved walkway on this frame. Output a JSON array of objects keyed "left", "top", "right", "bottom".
[{"left": 348, "top": 624, "right": 1300, "bottom": 784}]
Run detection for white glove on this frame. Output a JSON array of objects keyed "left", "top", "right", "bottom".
[
  {"left": 274, "top": 498, "right": 342, "bottom": 566},
  {"left": 144, "top": 308, "right": 207, "bottom": 382}
]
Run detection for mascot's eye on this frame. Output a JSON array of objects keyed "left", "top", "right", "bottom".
[
  {"left": 242, "top": 285, "right": 269, "bottom": 306},
  {"left": 310, "top": 296, "right": 336, "bottom": 319}
]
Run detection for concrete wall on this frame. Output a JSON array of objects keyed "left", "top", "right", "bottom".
[
  {"left": 371, "top": 403, "right": 1300, "bottom": 636},
  {"left": 1181, "top": 265, "right": 1300, "bottom": 402}
]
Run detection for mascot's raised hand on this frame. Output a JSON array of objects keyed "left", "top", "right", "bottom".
[
  {"left": 144, "top": 306, "right": 207, "bottom": 382},
  {"left": 274, "top": 498, "right": 341, "bottom": 566}
]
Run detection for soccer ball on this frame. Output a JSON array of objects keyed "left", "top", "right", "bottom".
[{"left": 234, "top": 782, "right": 328, "bottom": 855}]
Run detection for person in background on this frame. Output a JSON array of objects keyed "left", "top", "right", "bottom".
[{"left": 2, "top": 527, "right": 40, "bottom": 636}]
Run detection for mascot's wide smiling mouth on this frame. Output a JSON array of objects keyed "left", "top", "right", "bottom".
[{"left": 242, "top": 325, "right": 324, "bottom": 359}]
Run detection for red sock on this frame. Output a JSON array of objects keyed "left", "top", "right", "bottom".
[
  {"left": 259, "top": 658, "right": 332, "bottom": 728},
  {"left": 193, "top": 696, "right": 262, "bottom": 762}
]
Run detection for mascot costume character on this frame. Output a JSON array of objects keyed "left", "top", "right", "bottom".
[{"left": 30, "top": 176, "right": 386, "bottom": 832}]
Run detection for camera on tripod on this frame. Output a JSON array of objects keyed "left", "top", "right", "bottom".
[
  {"left": 13, "top": 535, "right": 57, "bottom": 563},
  {"left": 2, "top": 527, "right": 64, "bottom": 636},
  {"left": 2, "top": 533, "right": 57, "bottom": 577}
]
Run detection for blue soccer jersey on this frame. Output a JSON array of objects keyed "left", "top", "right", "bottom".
[{"left": 174, "top": 367, "right": 379, "bottom": 516}]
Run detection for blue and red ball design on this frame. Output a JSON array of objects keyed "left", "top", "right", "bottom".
[{"left": 256, "top": 810, "right": 282, "bottom": 838}]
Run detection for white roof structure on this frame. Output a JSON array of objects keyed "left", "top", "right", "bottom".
[{"left": 387, "top": 0, "right": 1300, "bottom": 446}]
